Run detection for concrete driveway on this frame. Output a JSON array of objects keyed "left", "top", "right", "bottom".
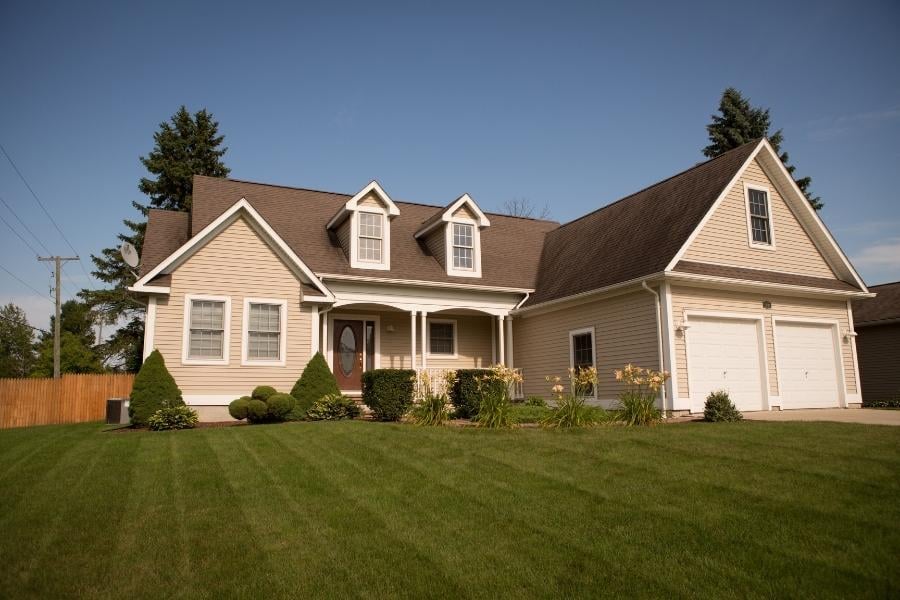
[{"left": 743, "top": 408, "right": 900, "bottom": 426}]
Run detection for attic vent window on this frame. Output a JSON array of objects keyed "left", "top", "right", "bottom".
[{"left": 452, "top": 223, "right": 474, "bottom": 270}]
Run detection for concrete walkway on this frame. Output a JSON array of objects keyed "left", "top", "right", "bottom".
[{"left": 743, "top": 408, "right": 900, "bottom": 426}]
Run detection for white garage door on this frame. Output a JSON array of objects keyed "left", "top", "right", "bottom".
[
  {"left": 687, "top": 317, "right": 765, "bottom": 413},
  {"left": 775, "top": 322, "right": 841, "bottom": 409}
]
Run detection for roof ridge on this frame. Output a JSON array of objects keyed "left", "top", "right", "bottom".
[
  {"left": 552, "top": 139, "right": 762, "bottom": 232},
  {"left": 196, "top": 175, "right": 558, "bottom": 224},
  {"left": 867, "top": 280, "right": 900, "bottom": 288}
]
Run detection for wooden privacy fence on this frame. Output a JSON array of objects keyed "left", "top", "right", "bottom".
[{"left": 0, "top": 374, "right": 135, "bottom": 429}]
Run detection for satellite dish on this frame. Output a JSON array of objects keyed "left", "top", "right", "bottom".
[{"left": 120, "top": 242, "right": 140, "bottom": 268}]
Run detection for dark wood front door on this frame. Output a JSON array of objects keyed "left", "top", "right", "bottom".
[{"left": 333, "top": 320, "right": 364, "bottom": 390}]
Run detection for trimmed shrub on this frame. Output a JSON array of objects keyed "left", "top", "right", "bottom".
[
  {"left": 524, "top": 395, "right": 547, "bottom": 407},
  {"left": 307, "top": 393, "right": 360, "bottom": 421},
  {"left": 291, "top": 352, "right": 340, "bottom": 419},
  {"left": 704, "top": 390, "right": 743, "bottom": 422},
  {"left": 247, "top": 399, "right": 269, "bottom": 423},
  {"left": 252, "top": 386, "right": 278, "bottom": 401},
  {"left": 362, "top": 369, "right": 415, "bottom": 421},
  {"left": 266, "top": 393, "right": 296, "bottom": 420},
  {"left": 148, "top": 401, "right": 199, "bottom": 431},
  {"left": 451, "top": 369, "right": 504, "bottom": 419},
  {"left": 228, "top": 396, "right": 252, "bottom": 420},
  {"left": 129, "top": 349, "right": 183, "bottom": 426}
]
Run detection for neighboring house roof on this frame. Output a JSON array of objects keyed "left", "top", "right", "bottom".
[
  {"left": 184, "top": 176, "right": 558, "bottom": 290},
  {"left": 852, "top": 281, "right": 900, "bottom": 325},
  {"left": 525, "top": 141, "right": 760, "bottom": 306}
]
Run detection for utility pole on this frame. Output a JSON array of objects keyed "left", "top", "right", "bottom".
[{"left": 37, "top": 256, "right": 79, "bottom": 379}]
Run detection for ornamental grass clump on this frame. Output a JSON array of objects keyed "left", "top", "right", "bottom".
[
  {"left": 475, "top": 365, "right": 522, "bottom": 428},
  {"left": 411, "top": 371, "right": 452, "bottom": 426},
  {"left": 541, "top": 367, "right": 600, "bottom": 428},
  {"left": 613, "top": 364, "right": 667, "bottom": 426}
]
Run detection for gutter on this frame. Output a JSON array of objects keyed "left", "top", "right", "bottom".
[{"left": 641, "top": 280, "right": 668, "bottom": 415}]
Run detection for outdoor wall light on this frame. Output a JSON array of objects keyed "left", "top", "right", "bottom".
[
  {"left": 762, "top": 300, "right": 772, "bottom": 309},
  {"left": 675, "top": 322, "right": 691, "bottom": 333},
  {"left": 843, "top": 330, "right": 857, "bottom": 342}
]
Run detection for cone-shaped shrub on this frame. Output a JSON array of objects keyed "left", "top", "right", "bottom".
[
  {"left": 129, "top": 350, "right": 183, "bottom": 426},
  {"left": 290, "top": 352, "right": 339, "bottom": 419}
]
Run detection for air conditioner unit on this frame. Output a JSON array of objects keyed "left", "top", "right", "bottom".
[{"left": 106, "top": 398, "right": 130, "bottom": 425}]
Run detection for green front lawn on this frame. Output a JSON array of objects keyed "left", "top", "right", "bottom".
[{"left": 0, "top": 421, "right": 897, "bottom": 598}]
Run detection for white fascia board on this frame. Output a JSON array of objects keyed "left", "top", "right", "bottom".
[
  {"left": 326, "top": 180, "right": 400, "bottom": 229},
  {"left": 512, "top": 274, "right": 664, "bottom": 317},
  {"left": 132, "top": 198, "right": 334, "bottom": 301},
  {"left": 414, "top": 193, "right": 490, "bottom": 239},
  {"left": 664, "top": 139, "right": 765, "bottom": 272},
  {"left": 127, "top": 285, "right": 171, "bottom": 294},
  {"left": 663, "top": 271, "right": 875, "bottom": 299},
  {"left": 317, "top": 272, "right": 532, "bottom": 294}
]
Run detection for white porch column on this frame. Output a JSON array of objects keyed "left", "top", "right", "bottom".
[
  {"left": 143, "top": 296, "right": 157, "bottom": 360},
  {"left": 420, "top": 311, "right": 428, "bottom": 369},
  {"left": 410, "top": 310, "right": 417, "bottom": 370},
  {"left": 491, "top": 320, "right": 497, "bottom": 365},
  {"left": 310, "top": 305, "right": 320, "bottom": 357},
  {"left": 497, "top": 314, "right": 506, "bottom": 366},
  {"left": 505, "top": 315, "right": 514, "bottom": 369},
  {"left": 321, "top": 312, "right": 328, "bottom": 363}
]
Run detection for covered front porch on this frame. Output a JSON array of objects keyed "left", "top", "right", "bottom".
[{"left": 309, "top": 302, "right": 520, "bottom": 397}]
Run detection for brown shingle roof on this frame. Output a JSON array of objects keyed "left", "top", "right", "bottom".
[
  {"left": 674, "top": 261, "right": 860, "bottom": 292},
  {"left": 852, "top": 281, "right": 900, "bottom": 325},
  {"left": 188, "top": 176, "right": 558, "bottom": 289},
  {"left": 140, "top": 209, "right": 190, "bottom": 276},
  {"left": 524, "top": 140, "right": 761, "bottom": 306}
]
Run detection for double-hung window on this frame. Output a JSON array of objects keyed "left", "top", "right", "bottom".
[
  {"left": 428, "top": 320, "right": 456, "bottom": 356},
  {"left": 188, "top": 299, "right": 226, "bottom": 360},
  {"left": 358, "top": 212, "right": 383, "bottom": 263},
  {"left": 747, "top": 188, "right": 772, "bottom": 246},
  {"left": 452, "top": 223, "right": 474, "bottom": 270},
  {"left": 247, "top": 303, "right": 281, "bottom": 360},
  {"left": 569, "top": 327, "right": 595, "bottom": 396}
]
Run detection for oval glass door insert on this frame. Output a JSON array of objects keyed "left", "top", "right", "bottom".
[{"left": 339, "top": 325, "right": 356, "bottom": 376}]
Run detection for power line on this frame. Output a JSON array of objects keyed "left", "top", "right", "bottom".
[
  {"left": 0, "top": 210, "right": 45, "bottom": 259},
  {"left": 0, "top": 192, "right": 53, "bottom": 255},
  {"left": 0, "top": 312, "right": 49, "bottom": 335},
  {"left": 0, "top": 263, "right": 54, "bottom": 303},
  {"left": 0, "top": 142, "right": 96, "bottom": 284}
]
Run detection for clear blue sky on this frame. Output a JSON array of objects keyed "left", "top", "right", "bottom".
[{"left": 2, "top": 0, "right": 898, "bottom": 329}]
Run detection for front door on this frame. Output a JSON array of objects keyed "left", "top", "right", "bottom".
[{"left": 333, "top": 320, "right": 364, "bottom": 390}]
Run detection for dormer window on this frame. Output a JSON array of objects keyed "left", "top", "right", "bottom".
[
  {"left": 452, "top": 223, "right": 474, "bottom": 270},
  {"left": 745, "top": 183, "right": 775, "bottom": 250},
  {"left": 326, "top": 181, "right": 399, "bottom": 271},
  {"left": 358, "top": 212, "right": 383, "bottom": 263}
]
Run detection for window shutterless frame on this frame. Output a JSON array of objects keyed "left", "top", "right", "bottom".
[
  {"left": 182, "top": 294, "right": 231, "bottom": 365},
  {"left": 568, "top": 326, "right": 596, "bottom": 398},
  {"left": 241, "top": 297, "right": 287, "bottom": 366},
  {"left": 744, "top": 182, "right": 776, "bottom": 250},
  {"left": 427, "top": 318, "right": 458, "bottom": 358},
  {"left": 444, "top": 218, "right": 482, "bottom": 278}
]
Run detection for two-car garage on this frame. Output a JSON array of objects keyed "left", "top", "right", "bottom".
[{"left": 685, "top": 313, "right": 844, "bottom": 413}]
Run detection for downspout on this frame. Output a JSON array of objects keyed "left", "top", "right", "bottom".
[
  {"left": 641, "top": 281, "right": 668, "bottom": 415},
  {"left": 514, "top": 292, "right": 531, "bottom": 311}
]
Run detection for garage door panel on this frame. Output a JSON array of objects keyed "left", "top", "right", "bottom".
[
  {"left": 775, "top": 322, "right": 840, "bottom": 409},
  {"left": 687, "top": 318, "right": 765, "bottom": 413}
]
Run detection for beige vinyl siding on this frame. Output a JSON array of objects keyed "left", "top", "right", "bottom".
[
  {"left": 452, "top": 204, "right": 478, "bottom": 220},
  {"left": 514, "top": 290, "right": 660, "bottom": 402},
  {"left": 855, "top": 323, "right": 900, "bottom": 403},
  {"left": 336, "top": 218, "right": 351, "bottom": 259},
  {"left": 330, "top": 309, "right": 493, "bottom": 371},
  {"left": 153, "top": 216, "right": 312, "bottom": 396},
  {"left": 358, "top": 192, "right": 385, "bottom": 209},
  {"left": 423, "top": 230, "right": 446, "bottom": 268},
  {"left": 684, "top": 158, "right": 836, "bottom": 279},
  {"left": 671, "top": 285, "right": 857, "bottom": 398}
]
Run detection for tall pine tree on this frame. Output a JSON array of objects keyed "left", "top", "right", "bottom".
[
  {"left": 704, "top": 88, "right": 822, "bottom": 210},
  {"left": 82, "top": 107, "right": 229, "bottom": 371}
]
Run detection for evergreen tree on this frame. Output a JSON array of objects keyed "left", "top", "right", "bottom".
[
  {"left": 291, "top": 352, "right": 340, "bottom": 418},
  {"left": 129, "top": 349, "right": 182, "bottom": 426},
  {"left": 82, "top": 107, "right": 230, "bottom": 370},
  {"left": 31, "top": 300, "right": 103, "bottom": 376},
  {"left": 0, "top": 303, "right": 37, "bottom": 377},
  {"left": 704, "top": 88, "right": 822, "bottom": 210}
]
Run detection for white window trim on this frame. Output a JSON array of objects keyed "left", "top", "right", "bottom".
[
  {"left": 744, "top": 182, "right": 776, "bottom": 251},
  {"left": 427, "top": 318, "right": 458, "bottom": 358},
  {"left": 568, "top": 326, "right": 596, "bottom": 398},
  {"left": 350, "top": 208, "right": 391, "bottom": 270},
  {"left": 182, "top": 294, "right": 231, "bottom": 366},
  {"left": 241, "top": 297, "right": 288, "bottom": 367},
  {"left": 444, "top": 218, "right": 482, "bottom": 278}
]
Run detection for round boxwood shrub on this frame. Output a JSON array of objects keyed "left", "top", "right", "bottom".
[
  {"left": 266, "top": 393, "right": 296, "bottom": 420},
  {"left": 247, "top": 399, "right": 269, "bottom": 423},
  {"left": 129, "top": 349, "right": 183, "bottom": 426},
  {"left": 290, "top": 352, "right": 339, "bottom": 419},
  {"left": 229, "top": 396, "right": 252, "bottom": 420},
  {"left": 361, "top": 369, "right": 415, "bottom": 421},
  {"left": 451, "top": 369, "right": 504, "bottom": 419},
  {"left": 704, "top": 390, "right": 743, "bottom": 422},
  {"left": 252, "top": 385, "right": 278, "bottom": 401}
]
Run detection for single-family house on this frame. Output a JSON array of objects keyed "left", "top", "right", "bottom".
[
  {"left": 851, "top": 281, "right": 900, "bottom": 405},
  {"left": 129, "top": 138, "right": 872, "bottom": 419}
]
